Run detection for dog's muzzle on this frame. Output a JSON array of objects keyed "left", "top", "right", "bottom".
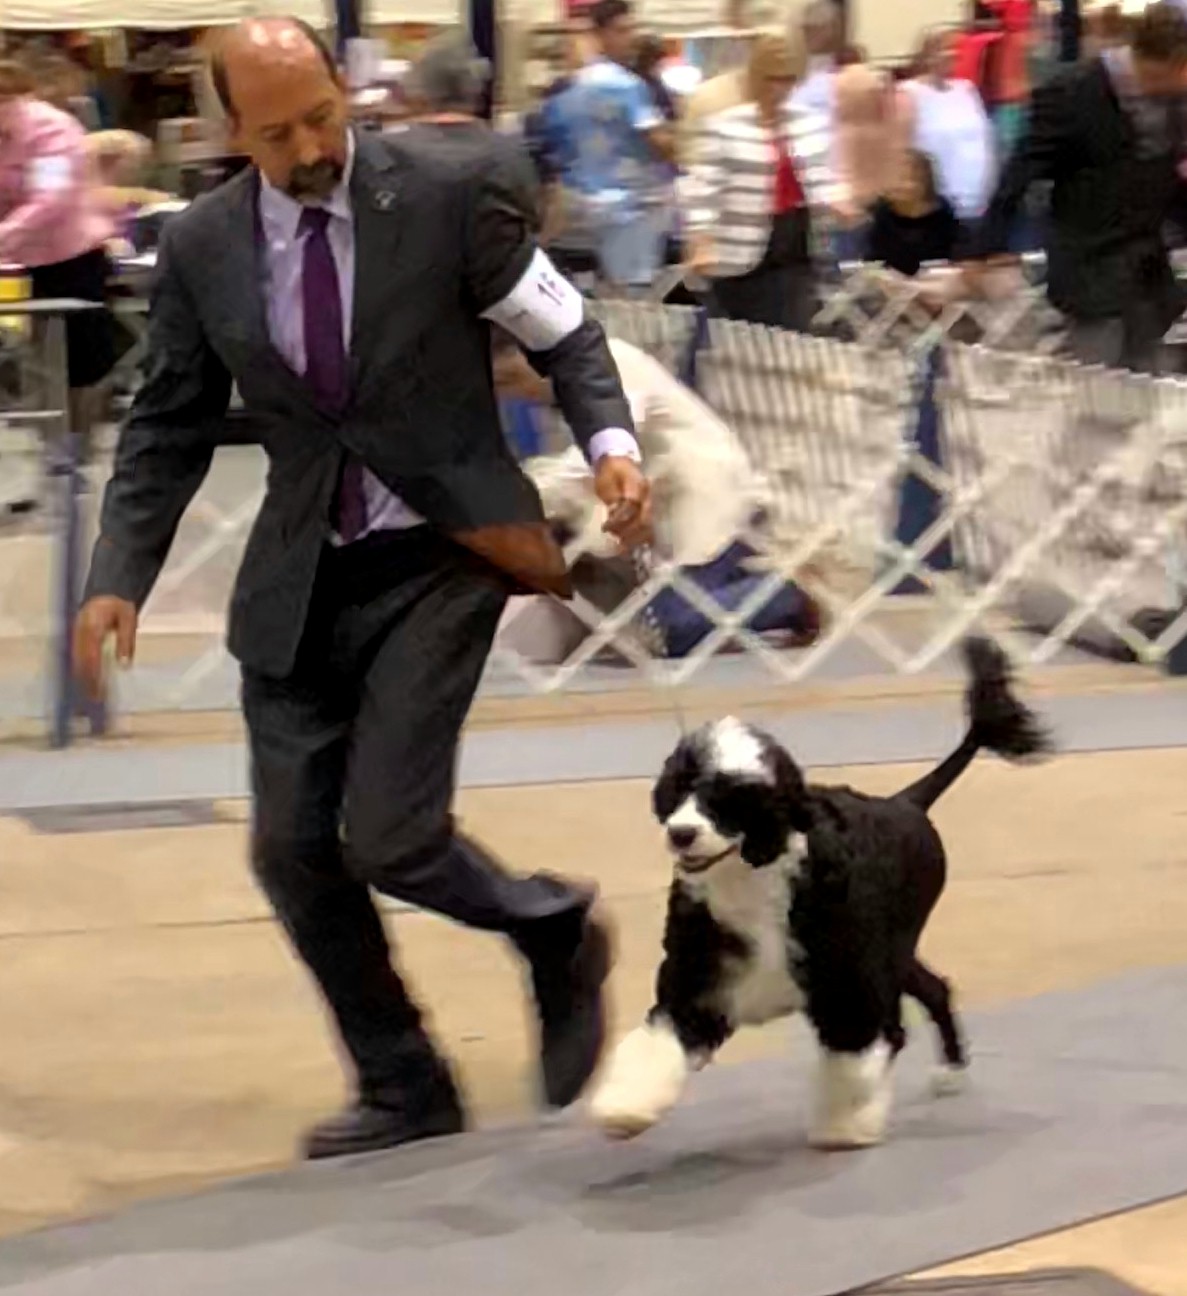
[{"left": 672, "top": 845, "right": 735, "bottom": 874}]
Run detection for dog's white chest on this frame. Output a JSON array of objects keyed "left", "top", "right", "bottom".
[{"left": 694, "top": 849, "right": 806, "bottom": 1028}]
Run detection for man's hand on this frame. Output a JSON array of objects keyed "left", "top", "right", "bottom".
[
  {"left": 74, "top": 596, "right": 138, "bottom": 701},
  {"left": 594, "top": 456, "right": 652, "bottom": 553}
]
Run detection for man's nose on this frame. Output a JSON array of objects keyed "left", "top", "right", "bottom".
[
  {"left": 668, "top": 825, "right": 698, "bottom": 851},
  {"left": 293, "top": 128, "right": 323, "bottom": 167}
]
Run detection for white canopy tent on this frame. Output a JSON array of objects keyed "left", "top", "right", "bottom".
[
  {"left": 2, "top": 0, "right": 467, "bottom": 29},
  {"left": 0, "top": 0, "right": 772, "bottom": 30}
]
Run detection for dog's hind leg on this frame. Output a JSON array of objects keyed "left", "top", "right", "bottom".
[
  {"left": 905, "top": 959, "right": 967, "bottom": 1095},
  {"left": 884, "top": 988, "right": 909, "bottom": 1058}
]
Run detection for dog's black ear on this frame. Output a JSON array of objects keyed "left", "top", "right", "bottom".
[
  {"left": 770, "top": 743, "right": 813, "bottom": 833},
  {"left": 653, "top": 739, "right": 697, "bottom": 822},
  {"left": 738, "top": 782, "right": 792, "bottom": 866},
  {"left": 737, "top": 742, "right": 811, "bottom": 867}
]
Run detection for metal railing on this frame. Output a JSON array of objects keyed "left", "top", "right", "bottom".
[{"left": 0, "top": 298, "right": 108, "bottom": 746}]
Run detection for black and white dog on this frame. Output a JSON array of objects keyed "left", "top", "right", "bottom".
[{"left": 591, "top": 638, "right": 1050, "bottom": 1148}]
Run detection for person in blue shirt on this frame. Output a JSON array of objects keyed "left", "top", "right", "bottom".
[{"left": 553, "top": 0, "right": 676, "bottom": 293}]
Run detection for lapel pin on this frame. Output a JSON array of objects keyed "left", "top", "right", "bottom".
[{"left": 374, "top": 190, "right": 398, "bottom": 212}]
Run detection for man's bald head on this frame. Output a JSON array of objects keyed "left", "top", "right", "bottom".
[
  {"left": 211, "top": 17, "right": 338, "bottom": 117},
  {"left": 211, "top": 16, "right": 349, "bottom": 203}
]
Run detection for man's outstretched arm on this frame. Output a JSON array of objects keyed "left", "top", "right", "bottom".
[{"left": 77, "top": 222, "right": 230, "bottom": 695}]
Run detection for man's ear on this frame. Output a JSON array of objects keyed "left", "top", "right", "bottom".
[{"left": 223, "top": 111, "right": 245, "bottom": 152}]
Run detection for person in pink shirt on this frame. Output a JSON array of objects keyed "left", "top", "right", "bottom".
[{"left": 0, "top": 57, "right": 115, "bottom": 393}]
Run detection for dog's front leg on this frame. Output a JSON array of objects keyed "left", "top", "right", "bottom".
[
  {"left": 808, "top": 1040, "right": 893, "bottom": 1150},
  {"left": 591, "top": 883, "right": 733, "bottom": 1139},
  {"left": 589, "top": 1011, "right": 704, "bottom": 1140}
]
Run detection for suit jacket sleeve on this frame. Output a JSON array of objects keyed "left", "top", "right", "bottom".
[
  {"left": 84, "top": 222, "right": 230, "bottom": 608},
  {"left": 973, "top": 72, "right": 1068, "bottom": 257},
  {"left": 462, "top": 154, "right": 636, "bottom": 461}
]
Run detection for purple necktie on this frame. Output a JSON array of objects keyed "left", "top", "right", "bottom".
[{"left": 299, "top": 205, "right": 366, "bottom": 543}]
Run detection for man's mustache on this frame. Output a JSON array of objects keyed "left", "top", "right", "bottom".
[{"left": 286, "top": 158, "right": 344, "bottom": 199}]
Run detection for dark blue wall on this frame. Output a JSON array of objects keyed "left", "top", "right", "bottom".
[
  {"left": 470, "top": 0, "right": 496, "bottom": 120},
  {"left": 334, "top": 0, "right": 361, "bottom": 59},
  {"left": 1060, "top": 0, "right": 1079, "bottom": 62}
]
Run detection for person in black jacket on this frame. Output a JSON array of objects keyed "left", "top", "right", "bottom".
[
  {"left": 868, "top": 149, "right": 960, "bottom": 276},
  {"left": 970, "top": 1, "right": 1187, "bottom": 372}
]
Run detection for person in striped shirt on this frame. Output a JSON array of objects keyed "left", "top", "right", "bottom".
[{"left": 682, "top": 34, "right": 838, "bottom": 330}]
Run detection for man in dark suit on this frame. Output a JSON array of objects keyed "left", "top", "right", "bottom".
[
  {"left": 74, "top": 17, "right": 650, "bottom": 1161},
  {"left": 972, "top": 1, "right": 1187, "bottom": 371}
]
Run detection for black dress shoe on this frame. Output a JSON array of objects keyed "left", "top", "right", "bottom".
[
  {"left": 529, "top": 912, "right": 613, "bottom": 1109},
  {"left": 302, "top": 1086, "right": 465, "bottom": 1161}
]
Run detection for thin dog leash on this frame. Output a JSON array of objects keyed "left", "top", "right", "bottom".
[{"left": 630, "top": 538, "right": 693, "bottom": 740}]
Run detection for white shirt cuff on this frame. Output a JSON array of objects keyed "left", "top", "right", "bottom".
[{"left": 588, "top": 428, "right": 641, "bottom": 464}]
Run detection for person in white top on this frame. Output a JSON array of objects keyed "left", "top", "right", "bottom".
[
  {"left": 790, "top": 0, "right": 844, "bottom": 119},
  {"left": 901, "top": 29, "right": 997, "bottom": 225}
]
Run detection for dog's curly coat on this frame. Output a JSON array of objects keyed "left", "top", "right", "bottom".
[{"left": 591, "top": 637, "right": 1051, "bottom": 1147}]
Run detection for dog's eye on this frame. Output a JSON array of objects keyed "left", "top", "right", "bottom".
[
  {"left": 653, "top": 748, "right": 700, "bottom": 821},
  {"left": 700, "top": 777, "right": 752, "bottom": 836}
]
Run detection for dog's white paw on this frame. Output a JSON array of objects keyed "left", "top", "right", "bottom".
[
  {"left": 589, "top": 1019, "right": 689, "bottom": 1140},
  {"left": 929, "top": 1063, "right": 968, "bottom": 1097},
  {"left": 808, "top": 1108, "right": 888, "bottom": 1150},
  {"left": 809, "top": 1042, "right": 892, "bottom": 1151}
]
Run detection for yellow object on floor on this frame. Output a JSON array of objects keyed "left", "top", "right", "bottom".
[{"left": 0, "top": 265, "right": 32, "bottom": 343}]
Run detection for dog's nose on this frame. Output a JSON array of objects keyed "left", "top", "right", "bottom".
[{"left": 667, "top": 825, "right": 698, "bottom": 851}]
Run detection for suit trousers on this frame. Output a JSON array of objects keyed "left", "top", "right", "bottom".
[{"left": 241, "top": 527, "right": 586, "bottom": 1104}]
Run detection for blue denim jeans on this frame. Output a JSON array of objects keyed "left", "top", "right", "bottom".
[
  {"left": 645, "top": 541, "right": 813, "bottom": 658},
  {"left": 597, "top": 211, "right": 666, "bottom": 289}
]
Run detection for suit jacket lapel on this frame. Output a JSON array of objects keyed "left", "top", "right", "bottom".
[
  {"left": 349, "top": 130, "right": 407, "bottom": 394},
  {"left": 213, "top": 168, "right": 269, "bottom": 351}
]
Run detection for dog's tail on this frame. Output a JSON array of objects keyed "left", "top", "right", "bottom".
[{"left": 899, "top": 637, "right": 1053, "bottom": 812}]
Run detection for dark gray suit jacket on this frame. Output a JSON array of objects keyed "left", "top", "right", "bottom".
[
  {"left": 85, "top": 129, "right": 632, "bottom": 679},
  {"left": 393, "top": 120, "right": 542, "bottom": 230}
]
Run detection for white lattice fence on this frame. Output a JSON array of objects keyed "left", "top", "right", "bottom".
[
  {"left": 811, "top": 256, "right": 1063, "bottom": 357},
  {"left": 491, "top": 315, "right": 1187, "bottom": 691},
  {"left": 694, "top": 320, "right": 914, "bottom": 568},
  {"left": 490, "top": 317, "right": 953, "bottom": 690},
  {"left": 938, "top": 343, "right": 1187, "bottom": 666},
  {"left": 49, "top": 294, "right": 1187, "bottom": 718},
  {"left": 587, "top": 299, "right": 700, "bottom": 375}
]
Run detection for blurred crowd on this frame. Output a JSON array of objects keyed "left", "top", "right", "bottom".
[
  {"left": 5, "top": 0, "right": 1184, "bottom": 369},
  {"left": 510, "top": 0, "right": 1054, "bottom": 320}
]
